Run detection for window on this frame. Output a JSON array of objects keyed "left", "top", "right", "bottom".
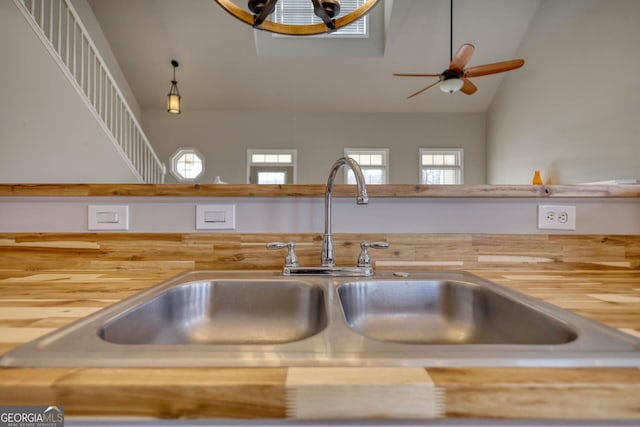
[
  {"left": 272, "top": 0, "right": 369, "bottom": 37},
  {"left": 344, "top": 148, "right": 388, "bottom": 184},
  {"left": 170, "top": 148, "right": 204, "bottom": 182},
  {"left": 247, "top": 149, "right": 297, "bottom": 184},
  {"left": 419, "top": 148, "right": 463, "bottom": 185}
]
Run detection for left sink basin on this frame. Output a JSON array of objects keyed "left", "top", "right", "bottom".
[{"left": 100, "top": 279, "right": 328, "bottom": 345}]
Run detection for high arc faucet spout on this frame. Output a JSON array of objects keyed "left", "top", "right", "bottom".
[{"left": 321, "top": 157, "right": 369, "bottom": 267}]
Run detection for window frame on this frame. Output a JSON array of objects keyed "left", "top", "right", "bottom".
[
  {"left": 169, "top": 147, "right": 205, "bottom": 182},
  {"left": 271, "top": 0, "right": 370, "bottom": 38},
  {"left": 246, "top": 149, "right": 298, "bottom": 184},
  {"left": 419, "top": 148, "right": 464, "bottom": 185},
  {"left": 344, "top": 148, "right": 389, "bottom": 185}
]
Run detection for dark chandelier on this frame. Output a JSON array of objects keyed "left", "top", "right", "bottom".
[{"left": 214, "top": 0, "right": 381, "bottom": 36}]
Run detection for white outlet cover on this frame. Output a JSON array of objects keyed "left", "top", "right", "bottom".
[{"left": 538, "top": 205, "right": 576, "bottom": 230}]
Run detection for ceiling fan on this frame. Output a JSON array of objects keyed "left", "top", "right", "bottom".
[{"left": 394, "top": 0, "right": 525, "bottom": 99}]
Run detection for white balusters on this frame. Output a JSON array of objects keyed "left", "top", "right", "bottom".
[{"left": 13, "top": 0, "right": 166, "bottom": 183}]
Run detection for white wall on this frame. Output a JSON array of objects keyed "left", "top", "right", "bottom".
[
  {"left": 2, "top": 196, "right": 639, "bottom": 235},
  {"left": 0, "top": 1, "right": 139, "bottom": 183},
  {"left": 486, "top": 0, "right": 640, "bottom": 185},
  {"left": 142, "top": 110, "right": 486, "bottom": 184}
]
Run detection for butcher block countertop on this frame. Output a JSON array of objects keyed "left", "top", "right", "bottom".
[
  {"left": 0, "top": 267, "right": 639, "bottom": 421},
  {"left": 2, "top": 183, "right": 640, "bottom": 198}
]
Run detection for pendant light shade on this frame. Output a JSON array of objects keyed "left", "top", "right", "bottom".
[{"left": 167, "top": 60, "right": 181, "bottom": 114}]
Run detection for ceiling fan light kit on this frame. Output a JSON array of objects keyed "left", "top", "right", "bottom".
[
  {"left": 214, "top": 0, "right": 381, "bottom": 36},
  {"left": 440, "top": 78, "right": 464, "bottom": 94}
]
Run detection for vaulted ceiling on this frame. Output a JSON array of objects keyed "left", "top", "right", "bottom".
[{"left": 88, "top": 0, "right": 541, "bottom": 113}]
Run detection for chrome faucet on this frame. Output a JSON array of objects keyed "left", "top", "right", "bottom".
[
  {"left": 267, "top": 157, "right": 388, "bottom": 276},
  {"left": 321, "top": 157, "right": 368, "bottom": 267}
]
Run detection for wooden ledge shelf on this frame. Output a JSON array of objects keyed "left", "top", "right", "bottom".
[{"left": 1, "top": 184, "right": 639, "bottom": 198}]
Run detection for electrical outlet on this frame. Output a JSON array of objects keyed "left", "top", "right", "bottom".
[{"left": 538, "top": 205, "right": 576, "bottom": 230}]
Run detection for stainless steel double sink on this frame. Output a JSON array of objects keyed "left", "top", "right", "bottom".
[{"left": 2, "top": 270, "right": 639, "bottom": 367}]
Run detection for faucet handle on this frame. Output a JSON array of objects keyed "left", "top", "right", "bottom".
[
  {"left": 357, "top": 241, "right": 389, "bottom": 267},
  {"left": 267, "top": 241, "right": 299, "bottom": 267}
]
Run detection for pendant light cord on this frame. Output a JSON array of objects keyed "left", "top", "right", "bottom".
[
  {"left": 449, "top": 0, "right": 453, "bottom": 61},
  {"left": 171, "top": 59, "right": 179, "bottom": 84}
]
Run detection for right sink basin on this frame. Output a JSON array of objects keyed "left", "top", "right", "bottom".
[{"left": 337, "top": 279, "right": 578, "bottom": 345}]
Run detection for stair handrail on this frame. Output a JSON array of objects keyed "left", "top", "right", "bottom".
[{"left": 13, "top": 0, "right": 166, "bottom": 183}]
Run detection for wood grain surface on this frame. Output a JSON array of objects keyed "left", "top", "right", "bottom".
[
  {"left": 2, "top": 233, "right": 639, "bottom": 271},
  {"left": 0, "top": 232, "right": 639, "bottom": 420},
  {"left": 0, "top": 368, "right": 288, "bottom": 418},
  {"left": 286, "top": 368, "right": 443, "bottom": 419},
  {"left": 1, "top": 183, "right": 639, "bottom": 197}
]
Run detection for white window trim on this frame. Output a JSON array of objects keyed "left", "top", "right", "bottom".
[
  {"left": 246, "top": 149, "right": 298, "bottom": 184},
  {"left": 344, "top": 147, "right": 389, "bottom": 184},
  {"left": 169, "top": 147, "right": 205, "bottom": 182},
  {"left": 419, "top": 148, "right": 464, "bottom": 185}
]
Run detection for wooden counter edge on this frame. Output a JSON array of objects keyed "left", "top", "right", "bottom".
[
  {"left": 0, "top": 367, "right": 639, "bottom": 420},
  {"left": 1, "top": 184, "right": 639, "bottom": 198}
]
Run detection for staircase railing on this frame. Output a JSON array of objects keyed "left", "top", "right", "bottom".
[{"left": 13, "top": 0, "right": 166, "bottom": 183}]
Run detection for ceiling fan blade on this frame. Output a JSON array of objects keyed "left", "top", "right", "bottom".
[
  {"left": 460, "top": 78, "right": 477, "bottom": 95},
  {"left": 394, "top": 73, "right": 443, "bottom": 78},
  {"left": 464, "top": 59, "right": 524, "bottom": 77},
  {"left": 449, "top": 43, "right": 475, "bottom": 71},
  {"left": 407, "top": 80, "right": 442, "bottom": 99}
]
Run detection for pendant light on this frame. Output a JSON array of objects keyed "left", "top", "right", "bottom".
[{"left": 167, "top": 60, "right": 181, "bottom": 114}]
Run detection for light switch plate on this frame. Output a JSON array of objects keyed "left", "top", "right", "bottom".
[
  {"left": 88, "top": 205, "right": 129, "bottom": 230},
  {"left": 196, "top": 205, "right": 236, "bottom": 230}
]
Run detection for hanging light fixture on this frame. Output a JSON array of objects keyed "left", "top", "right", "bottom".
[
  {"left": 394, "top": 0, "right": 524, "bottom": 99},
  {"left": 214, "top": 0, "right": 381, "bottom": 36},
  {"left": 167, "top": 60, "right": 181, "bottom": 114}
]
